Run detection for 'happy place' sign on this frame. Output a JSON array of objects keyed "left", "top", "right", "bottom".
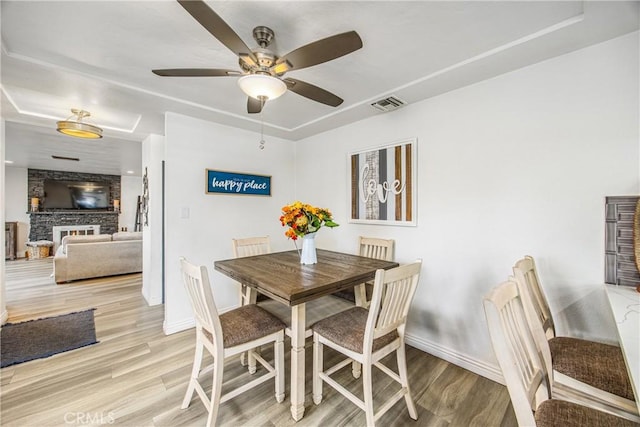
[{"left": 206, "top": 169, "right": 271, "bottom": 196}]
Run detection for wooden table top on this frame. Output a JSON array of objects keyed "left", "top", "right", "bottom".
[{"left": 214, "top": 249, "right": 399, "bottom": 306}]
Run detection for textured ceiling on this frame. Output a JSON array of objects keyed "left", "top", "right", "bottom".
[{"left": 2, "top": 1, "right": 638, "bottom": 175}]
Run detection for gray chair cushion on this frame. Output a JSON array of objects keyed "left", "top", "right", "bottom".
[
  {"left": 216, "top": 304, "right": 285, "bottom": 348},
  {"left": 311, "top": 306, "right": 398, "bottom": 354},
  {"left": 550, "top": 336, "right": 635, "bottom": 401},
  {"left": 535, "top": 398, "right": 637, "bottom": 427}
]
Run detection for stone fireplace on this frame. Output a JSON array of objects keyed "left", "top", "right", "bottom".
[
  {"left": 29, "top": 212, "right": 117, "bottom": 242},
  {"left": 28, "top": 168, "right": 120, "bottom": 242}
]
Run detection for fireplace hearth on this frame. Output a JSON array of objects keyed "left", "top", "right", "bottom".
[
  {"left": 29, "top": 211, "right": 118, "bottom": 243},
  {"left": 52, "top": 224, "right": 101, "bottom": 251}
]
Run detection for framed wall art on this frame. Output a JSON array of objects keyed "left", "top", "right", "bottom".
[
  {"left": 206, "top": 169, "right": 271, "bottom": 196},
  {"left": 349, "top": 138, "right": 417, "bottom": 226}
]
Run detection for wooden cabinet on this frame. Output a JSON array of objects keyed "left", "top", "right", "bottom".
[
  {"left": 5, "top": 221, "right": 17, "bottom": 260},
  {"left": 605, "top": 196, "right": 640, "bottom": 286}
]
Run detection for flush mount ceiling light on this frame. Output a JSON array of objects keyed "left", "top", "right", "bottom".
[
  {"left": 237, "top": 74, "right": 287, "bottom": 102},
  {"left": 56, "top": 109, "right": 103, "bottom": 139}
]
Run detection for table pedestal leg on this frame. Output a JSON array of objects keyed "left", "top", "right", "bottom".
[
  {"left": 246, "top": 286, "right": 257, "bottom": 304},
  {"left": 354, "top": 283, "right": 367, "bottom": 307},
  {"left": 290, "top": 304, "right": 306, "bottom": 421}
]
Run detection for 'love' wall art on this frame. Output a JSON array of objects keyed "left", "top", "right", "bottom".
[{"left": 349, "top": 138, "right": 417, "bottom": 226}]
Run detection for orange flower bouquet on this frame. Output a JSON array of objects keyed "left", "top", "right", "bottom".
[{"left": 279, "top": 201, "right": 339, "bottom": 240}]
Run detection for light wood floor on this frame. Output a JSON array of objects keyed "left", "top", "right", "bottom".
[{"left": 1, "top": 258, "right": 516, "bottom": 426}]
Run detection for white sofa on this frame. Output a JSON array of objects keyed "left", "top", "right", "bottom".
[{"left": 53, "top": 232, "right": 142, "bottom": 283}]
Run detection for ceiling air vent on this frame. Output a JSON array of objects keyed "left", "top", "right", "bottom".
[
  {"left": 370, "top": 96, "right": 406, "bottom": 112},
  {"left": 51, "top": 155, "right": 80, "bottom": 161}
]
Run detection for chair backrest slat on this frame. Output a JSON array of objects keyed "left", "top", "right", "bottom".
[
  {"left": 232, "top": 236, "right": 271, "bottom": 258},
  {"left": 180, "top": 257, "right": 224, "bottom": 351},
  {"left": 484, "top": 280, "right": 551, "bottom": 426},
  {"left": 365, "top": 261, "right": 421, "bottom": 343},
  {"left": 513, "top": 256, "right": 555, "bottom": 339},
  {"left": 359, "top": 237, "right": 395, "bottom": 261}
]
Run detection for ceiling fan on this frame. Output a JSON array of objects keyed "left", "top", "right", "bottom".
[{"left": 152, "top": 0, "right": 363, "bottom": 114}]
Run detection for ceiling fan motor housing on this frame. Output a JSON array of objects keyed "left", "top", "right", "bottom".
[
  {"left": 239, "top": 48, "right": 278, "bottom": 74},
  {"left": 257, "top": 49, "right": 277, "bottom": 68},
  {"left": 236, "top": 27, "right": 279, "bottom": 74}
]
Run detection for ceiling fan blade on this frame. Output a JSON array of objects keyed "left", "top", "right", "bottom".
[
  {"left": 284, "top": 78, "right": 343, "bottom": 107},
  {"left": 247, "top": 97, "right": 263, "bottom": 114},
  {"left": 276, "top": 31, "right": 362, "bottom": 72},
  {"left": 152, "top": 68, "right": 240, "bottom": 77},
  {"left": 177, "top": 0, "right": 257, "bottom": 63}
]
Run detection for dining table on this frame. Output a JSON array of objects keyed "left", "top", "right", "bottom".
[
  {"left": 214, "top": 249, "right": 399, "bottom": 421},
  {"left": 604, "top": 284, "right": 640, "bottom": 414}
]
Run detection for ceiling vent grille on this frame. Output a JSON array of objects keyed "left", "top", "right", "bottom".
[
  {"left": 370, "top": 96, "right": 406, "bottom": 112},
  {"left": 51, "top": 155, "right": 80, "bottom": 161}
]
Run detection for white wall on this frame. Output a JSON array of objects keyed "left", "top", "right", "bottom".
[
  {"left": 119, "top": 175, "right": 142, "bottom": 232},
  {"left": 162, "top": 113, "right": 296, "bottom": 333},
  {"left": 142, "top": 134, "right": 165, "bottom": 307},
  {"left": 295, "top": 32, "right": 639, "bottom": 380},
  {"left": 4, "top": 167, "right": 29, "bottom": 257}
]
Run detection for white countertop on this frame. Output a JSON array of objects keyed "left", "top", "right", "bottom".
[{"left": 604, "top": 284, "right": 640, "bottom": 410}]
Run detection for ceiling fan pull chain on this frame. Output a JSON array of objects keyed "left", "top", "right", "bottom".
[{"left": 259, "top": 97, "right": 266, "bottom": 150}]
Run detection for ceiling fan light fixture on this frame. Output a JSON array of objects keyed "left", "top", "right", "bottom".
[
  {"left": 237, "top": 74, "right": 286, "bottom": 101},
  {"left": 56, "top": 109, "right": 103, "bottom": 139}
]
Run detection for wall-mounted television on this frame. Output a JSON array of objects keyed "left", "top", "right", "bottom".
[{"left": 43, "top": 180, "right": 110, "bottom": 210}]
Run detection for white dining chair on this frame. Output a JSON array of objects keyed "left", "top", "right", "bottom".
[
  {"left": 512, "top": 256, "right": 638, "bottom": 422},
  {"left": 312, "top": 260, "right": 421, "bottom": 426},
  {"left": 356, "top": 237, "right": 395, "bottom": 306},
  {"left": 333, "top": 236, "right": 395, "bottom": 306},
  {"left": 231, "top": 235, "right": 271, "bottom": 305},
  {"left": 179, "top": 257, "right": 285, "bottom": 427},
  {"left": 232, "top": 236, "right": 272, "bottom": 369},
  {"left": 483, "top": 279, "right": 636, "bottom": 427},
  {"left": 231, "top": 235, "right": 271, "bottom": 257},
  {"left": 512, "top": 256, "right": 556, "bottom": 339}
]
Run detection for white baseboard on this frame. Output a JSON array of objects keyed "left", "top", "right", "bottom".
[
  {"left": 405, "top": 332, "right": 504, "bottom": 385},
  {"left": 0, "top": 309, "right": 8, "bottom": 325},
  {"left": 163, "top": 314, "right": 504, "bottom": 385},
  {"left": 162, "top": 304, "right": 237, "bottom": 335},
  {"left": 143, "top": 295, "right": 163, "bottom": 306},
  {"left": 163, "top": 317, "right": 195, "bottom": 335}
]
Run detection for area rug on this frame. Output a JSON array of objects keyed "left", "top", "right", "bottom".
[{"left": 1, "top": 309, "right": 98, "bottom": 368}]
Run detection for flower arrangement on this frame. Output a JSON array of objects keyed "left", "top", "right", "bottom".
[{"left": 280, "top": 201, "right": 339, "bottom": 240}]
